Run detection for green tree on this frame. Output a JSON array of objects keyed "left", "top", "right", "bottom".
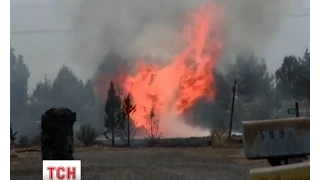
[
  {"left": 82, "top": 80, "right": 97, "bottom": 107},
  {"left": 27, "top": 76, "right": 54, "bottom": 135},
  {"left": 31, "top": 75, "right": 52, "bottom": 102},
  {"left": 10, "top": 48, "right": 30, "bottom": 105},
  {"left": 104, "top": 81, "right": 122, "bottom": 146},
  {"left": 227, "top": 53, "right": 274, "bottom": 100},
  {"left": 10, "top": 48, "right": 30, "bottom": 135},
  {"left": 275, "top": 48, "right": 310, "bottom": 101},
  {"left": 29, "top": 65, "right": 100, "bottom": 133},
  {"left": 226, "top": 53, "right": 278, "bottom": 122},
  {"left": 81, "top": 80, "right": 100, "bottom": 126},
  {"left": 300, "top": 48, "right": 310, "bottom": 100},
  {"left": 51, "top": 66, "right": 84, "bottom": 107},
  {"left": 275, "top": 55, "right": 301, "bottom": 99},
  {"left": 50, "top": 66, "right": 92, "bottom": 123},
  {"left": 120, "top": 93, "right": 136, "bottom": 147}
]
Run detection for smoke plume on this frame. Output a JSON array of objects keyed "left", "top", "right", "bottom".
[
  {"left": 63, "top": 0, "right": 293, "bottom": 136},
  {"left": 66, "top": 0, "right": 292, "bottom": 74}
]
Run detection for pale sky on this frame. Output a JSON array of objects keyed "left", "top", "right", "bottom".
[{"left": 10, "top": 0, "right": 310, "bottom": 92}]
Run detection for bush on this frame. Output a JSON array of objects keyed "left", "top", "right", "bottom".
[
  {"left": 18, "top": 135, "right": 29, "bottom": 147},
  {"left": 76, "top": 124, "right": 99, "bottom": 146},
  {"left": 211, "top": 127, "right": 226, "bottom": 140},
  {"left": 210, "top": 127, "right": 243, "bottom": 148},
  {"left": 145, "top": 136, "right": 161, "bottom": 147},
  {"left": 211, "top": 127, "right": 228, "bottom": 147}
]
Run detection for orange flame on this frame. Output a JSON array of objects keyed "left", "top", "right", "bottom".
[{"left": 97, "top": 3, "right": 224, "bottom": 133}]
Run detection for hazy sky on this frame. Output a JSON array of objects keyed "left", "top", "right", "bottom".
[{"left": 10, "top": 0, "right": 310, "bottom": 92}]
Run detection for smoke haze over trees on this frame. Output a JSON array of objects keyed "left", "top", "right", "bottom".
[
  {"left": 65, "top": 0, "right": 294, "bottom": 76},
  {"left": 10, "top": 0, "right": 309, "bottom": 140},
  {"left": 10, "top": 47, "right": 310, "bottom": 137}
]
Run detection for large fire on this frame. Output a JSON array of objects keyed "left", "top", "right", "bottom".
[{"left": 96, "top": 3, "right": 224, "bottom": 136}]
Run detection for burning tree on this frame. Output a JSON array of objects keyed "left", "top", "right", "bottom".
[
  {"left": 145, "top": 108, "right": 162, "bottom": 147},
  {"left": 120, "top": 93, "right": 137, "bottom": 147},
  {"left": 104, "top": 81, "right": 122, "bottom": 147}
]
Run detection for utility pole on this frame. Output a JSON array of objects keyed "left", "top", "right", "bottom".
[{"left": 228, "top": 80, "right": 236, "bottom": 140}]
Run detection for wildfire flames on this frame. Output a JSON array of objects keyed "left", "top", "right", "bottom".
[{"left": 96, "top": 3, "right": 224, "bottom": 135}]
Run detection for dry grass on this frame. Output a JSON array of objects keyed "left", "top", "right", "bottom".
[
  {"left": 11, "top": 147, "right": 268, "bottom": 180},
  {"left": 211, "top": 134, "right": 243, "bottom": 148},
  {"left": 11, "top": 146, "right": 40, "bottom": 153},
  {"left": 75, "top": 145, "right": 159, "bottom": 152}
]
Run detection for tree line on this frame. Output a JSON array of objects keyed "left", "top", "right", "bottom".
[{"left": 10, "top": 47, "right": 310, "bottom": 146}]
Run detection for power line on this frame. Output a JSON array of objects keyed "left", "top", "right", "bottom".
[
  {"left": 10, "top": 13, "right": 309, "bottom": 35},
  {"left": 10, "top": 29, "right": 70, "bottom": 35},
  {"left": 288, "top": 13, "right": 310, "bottom": 18}
]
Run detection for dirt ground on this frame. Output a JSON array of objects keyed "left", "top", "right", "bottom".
[{"left": 10, "top": 147, "right": 268, "bottom": 180}]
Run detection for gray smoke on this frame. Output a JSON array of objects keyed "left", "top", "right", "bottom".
[
  {"left": 63, "top": 0, "right": 293, "bottom": 76},
  {"left": 56, "top": 0, "right": 294, "bottom": 136},
  {"left": 223, "top": 0, "right": 291, "bottom": 51},
  {"left": 220, "top": 0, "right": 293, "bottom": 68},
  {"left": 65, "top": 0, "right": 199, "bottom": 78}
]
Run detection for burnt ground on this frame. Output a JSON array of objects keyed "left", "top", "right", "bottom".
[{"left": 10, "top": 147, "right": 268, "bottom": 180}]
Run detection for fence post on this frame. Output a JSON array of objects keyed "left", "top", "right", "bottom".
[{"left": 295, "top": 102, "right": 299, "bottom": 117}]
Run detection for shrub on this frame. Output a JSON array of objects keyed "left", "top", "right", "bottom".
[
  {"left": 210, "top": 127, "right": 243, "bottom": 148},
  {"left": 145, "top": 108, "right": 162, "bottom": 147},
  {"left": 145, "top": 136, "right": 161, "bottom": 147},
  {"left": 76, "top": 124, "right": 99, "bottom": 146},
  {"left": 211, "top": 127, "right": 226, "bottom": 140},
  {"left": 211, "top": 127, "right": 228, "bottom": 147}
]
